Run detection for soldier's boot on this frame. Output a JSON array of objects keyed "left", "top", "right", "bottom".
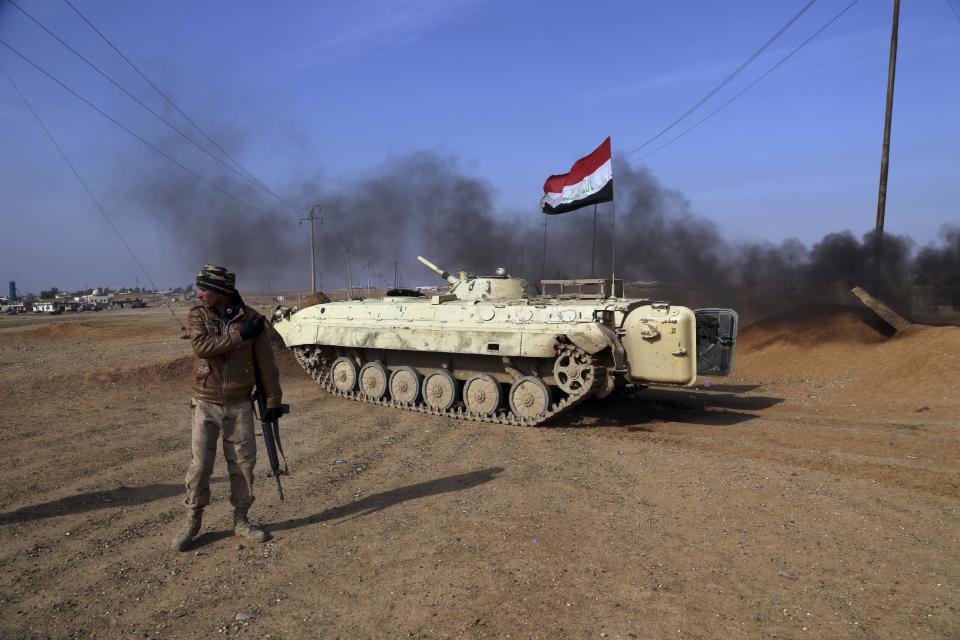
[
  {"left": 170, "top": 508, "right": 203, "bottom": 552},
  {"left": 233, "top": 508, "right": 269, "bottom": 543}
]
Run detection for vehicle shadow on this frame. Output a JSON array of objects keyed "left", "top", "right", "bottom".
[
  {"left": 268, "top": 466, "right": 505, "bottom": 533},
  {"left": 0, "top": 478, "right": 225, "bottom": 525},
  {"left": 700, "top": 383, "right": 764, "bottom": 394},
  {"left": 554, "top": 386, "right": 785, "bottom": 429}
]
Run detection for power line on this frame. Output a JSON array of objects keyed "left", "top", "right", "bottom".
[
  {"left": 626, "top": 0, "right": 819, "bottom": 157},
  {"left": 0, "top": 59, "right": 186, "bottom": 333},
  {"left": 8, "top": 0, "right": 299, "bottom": 216},
  {"left": 944, "top": 0, "right": 960, "bottom": 24},
  {"left": 630, "top": 0, "right": 861, "bottom": 164},
  {"left": 62, "top": 0, "right": 307, "bottom": 214},
  {"left": 0, "top": 38, "right": 287, "bottom": 223}
]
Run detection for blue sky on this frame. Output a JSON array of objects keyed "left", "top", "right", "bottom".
[{"left": 1, "top": 0, "right": 958, "bottom": 292}]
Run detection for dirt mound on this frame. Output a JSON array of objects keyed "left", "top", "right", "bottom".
[
  {"left": 85, "top": 345, "right": 307, "bottom": 390},
  {"left": 264, "top": 327, "right": 312, "bottom": 380},
  {"left": 29, "top": 322, "right": 98, "bottom": 338},
  {"left": 26, "top": 320, "right": 177, "bottom": 340},
  {"left": 736, "top": 305, "right": 960, "bottom": 407},
  {"left": 301, "top": 291, "right": 331, "bottom": 307},
  {"left": 87, "top": 355, "right": 192, "bottom": 388},
  {"left": 740, "top": 305, "right": 895, "bottom": 350},
  {"left": 275, "top": 345, "right": 309, "bottom": 380}
]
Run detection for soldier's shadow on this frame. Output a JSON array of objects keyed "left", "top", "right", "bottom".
[
  {"left": 0, "top": 477, "right": 226, "bottom": 525},
  {"left": 190, "top": 529, "right": 234, "bottom": 548},
  {"left": 267, "top": 466, "right": 505, "bottom": 533}
]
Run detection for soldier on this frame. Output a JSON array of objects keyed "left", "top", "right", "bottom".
[{"left": 171, "top": 264, "right": 283, "bottom": 551}]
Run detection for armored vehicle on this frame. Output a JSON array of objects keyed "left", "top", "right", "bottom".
[{"left": 272, "top": 256, "right": 738, "bottom": 426}]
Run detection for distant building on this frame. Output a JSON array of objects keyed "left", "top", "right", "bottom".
[
  {"left": 8, "top": 281, "right": 17, "bottom": 302},
  {"left": 82, "top": 289, "right": 111, "bottom": 306},
  {"left": 33, "top": 301, "right": 64, "bottom": 314},
  {"left": 110, "top": 293, "right": 147, "bottom": 308}
]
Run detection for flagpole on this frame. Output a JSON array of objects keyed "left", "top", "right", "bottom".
[
  {"left": 610, "top": 137, "right": 617, "bottom": 297},
  {"left": 591, "top": 203, "right": 598, "bottom": 277},
  {"left": 541, "top": 214, "right": 548, "bottom": 283},
  {"left": 610, "top": 198, "right": 616, "bottom": 297}
]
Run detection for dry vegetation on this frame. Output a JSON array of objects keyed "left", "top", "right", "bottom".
[{"left": 0, "top": 305, "right": 957, "bottom": 639}]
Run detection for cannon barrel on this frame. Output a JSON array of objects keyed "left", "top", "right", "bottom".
[{"left": 417, "top": 256, "right": 458, "bottom": 285}]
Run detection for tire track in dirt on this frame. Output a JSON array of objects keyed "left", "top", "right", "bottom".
[
  {"left": 641, "top": 431, "right": 959, "bottom": 498},
  {"left": 576, "top": 405, "right": 960, "bottom": 498}
]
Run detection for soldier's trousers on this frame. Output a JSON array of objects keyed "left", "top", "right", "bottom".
[{"left": 184, "top": 398, "right": 257, "bottom": 510}]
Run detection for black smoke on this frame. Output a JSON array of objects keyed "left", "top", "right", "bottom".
[
  {"left": 914, "top": 226, "right": 960, "bottom": 287},
  {"left": 128, "top": 150, "right": 534, "bottom": 291},
  {"left": 127, "top": 148, "right": 958, "bottom": 318},
  {"left": 126, "top": 159, "right": 304, "bottom": 292},
  {"left": 307, "top": 152, "right": 531, "bottom": 285}
]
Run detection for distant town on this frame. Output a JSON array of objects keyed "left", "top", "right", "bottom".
[{"left": 1, "top": 280, "right": 194, "bottom": 315}]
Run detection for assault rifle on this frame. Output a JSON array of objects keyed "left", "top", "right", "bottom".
[{"left": 252, "top": 363, "right": 289, "bottom": 501}]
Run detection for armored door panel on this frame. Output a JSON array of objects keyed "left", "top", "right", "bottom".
[
  {"left": 694, "top": 308, "right": 738, "bottom": 376},
  {"left": 621, "top": 305, "right": 698, "bottom": 385}
]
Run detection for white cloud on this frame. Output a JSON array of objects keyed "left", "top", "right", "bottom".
[{"left": 272, "top": 0, "right": 483, "bottom": 73}]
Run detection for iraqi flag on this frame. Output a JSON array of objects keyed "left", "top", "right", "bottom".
[{"left": 540, "top": 137, "right": 613, "bottom": 215}]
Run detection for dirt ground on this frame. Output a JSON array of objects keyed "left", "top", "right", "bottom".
[{"left": 0, "top": 304, "right": 957, "bottom": 640}]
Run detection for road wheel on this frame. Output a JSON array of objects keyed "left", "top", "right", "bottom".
[
  {"left": 330, "top": 357, "right": 358, "bottom": 393},
  {"left": 422, "top": 369, "right": 459, "bottom": 411},
  {"left": 553, "top": 345, "right": 596, "bottom": 395},
  {"left": 463, "top": 374, "right": 503, "bottom": 415},
  {"left": 359, "top": 361, "right": 389, "bottom": 399},
  {"left": 509, "top": 376, "right": 552, "bottom": 419},
  {"left": 389, "top": 366, "right": 422, "bottom": 404}
]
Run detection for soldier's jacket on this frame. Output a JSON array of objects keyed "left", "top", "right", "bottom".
[{"left": 188, "top": 304, "right": 282, "bottom": 408}]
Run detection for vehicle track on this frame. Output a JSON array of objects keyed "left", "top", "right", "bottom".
[{"left": 293, "top": 345, "right": 604, "bottom": 427}]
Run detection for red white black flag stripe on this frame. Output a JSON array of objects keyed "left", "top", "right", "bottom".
[{"left": 540, "top": 137, "right": 613, "bottom": 215}]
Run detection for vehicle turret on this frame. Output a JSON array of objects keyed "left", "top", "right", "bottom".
[{"left": 417, "top": 255, "right": 535, "bottom": 302}]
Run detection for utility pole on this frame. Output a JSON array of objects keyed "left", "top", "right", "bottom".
[
  {"left": 875, "top": 0, "right": 900, "bottom": 252},
  {"left": 300, "top": 205, "right": 322, "bottom": 293},
  {"left": 393, "top": 261, "right": 399, "bottom": 289},
  {"left": 366, "top": 260, "right": 372, "bottom": 294}
]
